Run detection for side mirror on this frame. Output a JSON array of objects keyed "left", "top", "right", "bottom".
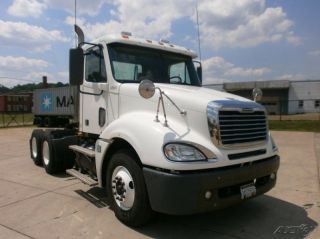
[
  {"left": 193, "top": 60, "right": 202, "bottom": 84},
  {"left": 252, "top": 88, "right": 263, "bottom": 102},
  {"left": 138, "top": 80, "right": 155, "bottom": 99},
  {"left": 69, "top": 48, "right": 84, "bottom": 85}
]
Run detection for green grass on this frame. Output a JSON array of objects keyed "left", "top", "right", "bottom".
[{"left": 269, "top": 120, "right": 320, "bottom": 132}]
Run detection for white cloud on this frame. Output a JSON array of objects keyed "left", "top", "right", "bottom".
[
  {"left": 202, "top": 56, "right": 271, "bottom": 84},
  {"left": 7, "top": 0, "right": 47, "bottom": 18},
  {"left": 0, "top": 56, "right": 52, "bottom": 87},
  {"left": 0, "top": 56, "right": 49, "bottom": 87},
  {"left": 56, "top": 71, "right": 69, "bottom": 82},
  {"left": 8, "top": 0, "right": 299, "bottom": 50},
  {"left": 308, "top": 50, "right": 320, "bottom": 56},
  {"left": 196, "top": 0, "right": 300, "bottom": 48},
  {"left": 64, "top": 16, "right": 87, "bottom": 27},
  {"left": 0, "top": 71, "right": 66, "bottom": 88},
  {"left": 0, "top": 56, "right": 49, "bottom": 71},
  {"left": 275, "top": 74, "right": 306, "bottom": 81},
  {"left": 67, "top": 0, "right": 194, "bottom": 40},
  {"left": 25, "top": 71, "right": 53, "bottom": 81},
  {"left": 0, "top": 20, "right": 69, "bottom": 51},
  {"left": 47, "top": 0, "right": 109, "bottom": 16},
  {"left": 225, "top": 67, "right": 271, "bottom": 77},
  {"left": 7, "top": 0, "right": 109, "bottom": 18},
  {"left": 65, "top": 0, "right": 300, "bottom": 49}
]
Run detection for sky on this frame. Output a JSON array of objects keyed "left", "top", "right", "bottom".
[{"left": 0, "top": 0, "right": 320, "bottom": 87}]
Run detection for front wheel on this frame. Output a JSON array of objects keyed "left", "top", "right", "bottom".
[{"left": 107, "top": 149, "right": 153, "bottom": 227}]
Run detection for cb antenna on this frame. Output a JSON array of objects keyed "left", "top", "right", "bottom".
[
  {"left": 196, "top": 1, "right": 202, "bottom": 62},
  {"left": 74, "top": 0, "right": 77, "bottom": 47}
]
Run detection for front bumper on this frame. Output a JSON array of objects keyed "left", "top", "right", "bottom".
[{"left": 143, "top": 155, "right": 280, "bottom": 215}]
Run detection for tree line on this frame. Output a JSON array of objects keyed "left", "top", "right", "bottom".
[{"left": 0, "top": 82, "right": 68, "bottom": 94}]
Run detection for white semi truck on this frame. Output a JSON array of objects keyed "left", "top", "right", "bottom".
[{"left": 29, "top": 26, "right": 279, "bottom": 227}]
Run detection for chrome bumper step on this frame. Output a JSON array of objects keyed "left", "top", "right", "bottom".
[{"left": 66, "top": 169, "right": 98, "bottom": 186}]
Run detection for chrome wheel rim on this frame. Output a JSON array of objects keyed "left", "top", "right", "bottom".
[
  {"left": 111, "top": 166, "right": 135, "bottom": 211},
  {"left": 42, "top": 141, "right": 50, "bottom": 166},
  {"left": 31, "top": 137, "right": 37, "bottom": 158}
]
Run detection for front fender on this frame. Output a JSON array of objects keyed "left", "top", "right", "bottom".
[
  {"left": 100, "top": 112, "right": 180, "bottom": 166},
  {"left": 98, "top": 111, "right": 217, "bottom": 169},
  {"left": 96, "top": 111, "right": 180, "bottom": 186}
]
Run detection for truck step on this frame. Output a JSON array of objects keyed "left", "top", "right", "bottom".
[
  {"left": 69, "top": 145, "right": 95, "bottom": 158},
  {"left": 66, "top": 169, "right": 98, "bottom": 186}
]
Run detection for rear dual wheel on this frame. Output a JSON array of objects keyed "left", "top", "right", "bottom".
[
  {"left": 41, "top": 131, "right": 63, "bottom": 174},
  {"left": 30, "top": 129, "right": 43, "bottom": 166},
  {"left": 30, "top": 129, "right": 72, "bottom": 174}
]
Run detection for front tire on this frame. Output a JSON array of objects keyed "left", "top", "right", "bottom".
[{"left": 107, "top": 149, "right": 153, "bottom": 227}]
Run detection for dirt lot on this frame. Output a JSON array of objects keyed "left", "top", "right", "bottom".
[{"left": 0, "top": 127, "right": 319, "bottom": 239}]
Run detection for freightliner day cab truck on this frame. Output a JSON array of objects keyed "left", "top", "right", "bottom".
[{"left": 29, "top": 26, "right": 280, "bottom": 227}]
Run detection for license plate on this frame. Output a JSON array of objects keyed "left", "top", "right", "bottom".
[{"left": 240, "top": 183, "right": 256, "bottom": 199}]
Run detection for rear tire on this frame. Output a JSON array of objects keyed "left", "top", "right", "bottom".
[
  {"left": 42, "top": 131, "right": 62, "bottom": 174},
  {"left": 30, "top": 129, "right": 44, "bottom": 166},
  {"left": 107, "top": 149, "right": 153, "bottom": 227}
]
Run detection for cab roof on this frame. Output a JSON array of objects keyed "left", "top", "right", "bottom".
[{"left": 89, "top": 33, "right": 198, "bottom": 58}]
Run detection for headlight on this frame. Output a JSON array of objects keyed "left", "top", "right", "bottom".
[{"left": 163, "top": 143, "right": 207, "bottom": 162}]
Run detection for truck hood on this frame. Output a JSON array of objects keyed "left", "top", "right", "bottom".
[
  {"left": 119, "top": 83, "right": 256, "bottom": 116},
  {"left": 150, "top": 83, "right": 253, "bottom": 113}
]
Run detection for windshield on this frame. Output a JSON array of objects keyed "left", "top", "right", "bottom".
[{"left": 108, "top": 43, "right": 200, "bottom": 86}]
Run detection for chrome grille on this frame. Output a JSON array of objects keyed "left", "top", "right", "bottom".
[{"left": 218, "top": 110, "right": 267, "bottom": 145}]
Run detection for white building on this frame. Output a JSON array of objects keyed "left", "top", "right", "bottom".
[
  {"left": 288, "top": 80, "right": 320, "bottom": 114},
  {"left": 204, "top": 80, "right": 320, "bottom": 115}
]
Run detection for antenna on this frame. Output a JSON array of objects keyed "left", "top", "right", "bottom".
[
  {"left": 74, "top": 0, "right": 77, "bottom": 47},
  {"left": 196, "top": 1, "right": 202, "bottom": 61}
]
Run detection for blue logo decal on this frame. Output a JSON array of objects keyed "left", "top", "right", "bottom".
[{"left": 40, "top": 93, "right": 53, "bottom": 112}]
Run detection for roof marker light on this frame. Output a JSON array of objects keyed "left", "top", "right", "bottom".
[
  {"left": 160, "top": 39, "right": 170, "bottom": 44},
  {"left": 121, "top": 31, "right": 132, "bottom": 37}
]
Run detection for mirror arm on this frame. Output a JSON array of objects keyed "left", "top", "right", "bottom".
[
  {"left": 154, "top": 87, "right": 187, "bottom": 127},
  {"left": 160, "top": 91, "right": 168, "bottom": 127},
  {"left": 78, "top": 42, "right": 102, "bottom": 49},
  {"left": 161, "top": 90, "right": 187, "bottom": 115},
  {"left": 154, "top": 88, "right": 168, "bottom": 126},
  {"left": 138, "top": 80, "right": 186, "bottom": 127}
]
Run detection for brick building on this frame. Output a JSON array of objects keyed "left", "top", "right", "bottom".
[{"left": 0, "top": 93, "right": 33, "bottom": 113}]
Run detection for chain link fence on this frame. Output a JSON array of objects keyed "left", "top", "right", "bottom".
[
  {"left": 0, "top": 94, "right": 34, "bottom": 128},
  {"left": 0, "top": 112, "right": 34, "bottom": 128}
]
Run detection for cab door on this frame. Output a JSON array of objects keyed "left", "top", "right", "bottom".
[{"left": 80, "top": 46, "right": 108, "bottom": 134}]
